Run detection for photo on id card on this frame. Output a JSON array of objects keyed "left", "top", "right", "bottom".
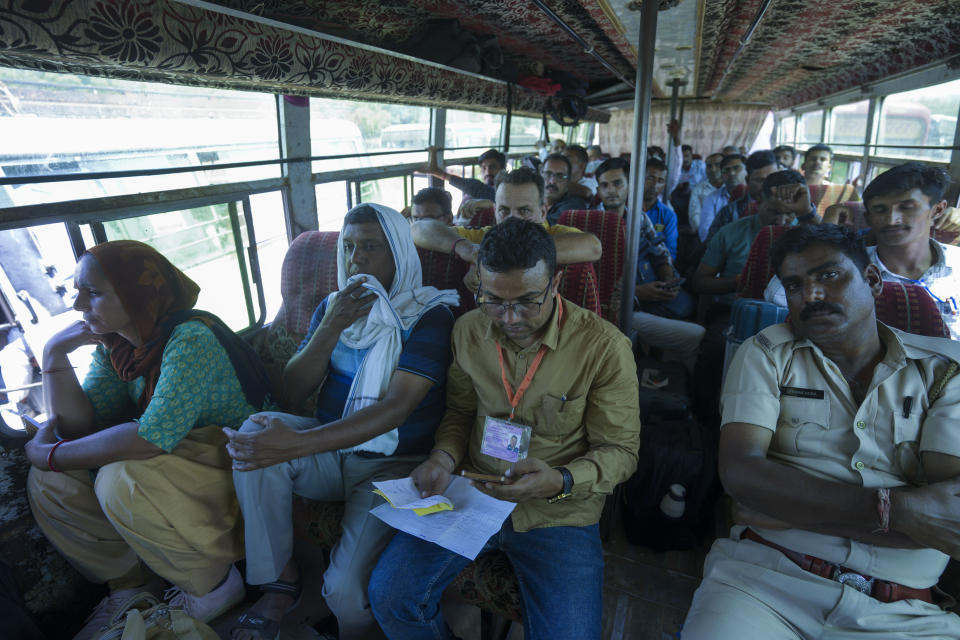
[{"left": 480, "top": 416, "right": 531, "bottom": 463}]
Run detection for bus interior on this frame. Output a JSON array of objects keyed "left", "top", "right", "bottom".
[{"left": 1, "top": 0, "right": 959, "bottom": 638}]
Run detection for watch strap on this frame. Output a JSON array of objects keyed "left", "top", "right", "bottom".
[{"left": 548, "top": 466, "right": 574, "bottom": 503}]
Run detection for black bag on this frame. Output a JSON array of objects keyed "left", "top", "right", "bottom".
[
  {"left": 636, "top": 358, "right": 690, "bottom": 423},
  {"left": 621, "top": 417, "right": 720, "bottom": 551},
  {"left": 402, "top": 19, "right": 482, "bottom": 73}
]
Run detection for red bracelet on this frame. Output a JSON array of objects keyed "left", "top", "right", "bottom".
[
  {"left": 47, "top": 439, "right": 72, "bottom": 473},
  {"left": 451, "top": 237, "right": 466, "bottom": 255},
  {"left": 874, "top": 487, "right": 891, "bottom": 534}
]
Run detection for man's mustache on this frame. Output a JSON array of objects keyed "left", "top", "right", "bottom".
[{"left": 799, "top": 301, "right": 844, "bottom": 321}]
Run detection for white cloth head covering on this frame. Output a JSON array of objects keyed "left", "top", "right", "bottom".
[{"left": 334, "top": 203, "right": 459, "bottom": 455}]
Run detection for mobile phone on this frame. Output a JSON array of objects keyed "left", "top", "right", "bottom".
[
  {"left": 663, "top": 277, "right": 685, "bottom": 290},
  {"left": 461, "top": 470, "right": 507, "bottom": 484},
  {"left": 19, "top": 412, "right": 43, "bottom": 430}
]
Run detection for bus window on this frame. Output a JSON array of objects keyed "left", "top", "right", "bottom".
[
  {"left": 445, "top": 109, "right": 502, "bottom": 153},
  {"left": 829, "top": 99, "right": 870, "bottom": 157},
  {"left": 309, "top": 98, "right": 431, "bottom": 173},
  {"left": 509, "top": 116, "right": 543, "bottom": 150},
  {"left": 797, "top": 110, "right": 824, "bottom": 146},
  {"left": 877, "top": 78, "right": 960, "bottom": 162},
  {"left": 777, "top": 115, "right": 796, "bottom": 145}
]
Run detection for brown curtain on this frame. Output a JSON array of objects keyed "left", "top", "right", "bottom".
[{"left": 599, "top": 104, "right": 770, "bottom": 157}]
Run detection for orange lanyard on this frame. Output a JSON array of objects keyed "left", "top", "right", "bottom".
[{"left": 494, "top": 300, "right": 563, "bottom": 420}]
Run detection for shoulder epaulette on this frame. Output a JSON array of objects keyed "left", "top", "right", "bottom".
[{"left": 755, "top": 323, "right": 795, "bottom": 351}]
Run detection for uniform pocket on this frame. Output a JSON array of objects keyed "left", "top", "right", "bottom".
[
  {"left": 534, "top": 393, "right": 587, "bottom": 438},
  {"left": 774, "top": 395, "right": 831, "bottom": 456},
  {"left": 892, "top": 412, "right": 925, "bottom": 486}
]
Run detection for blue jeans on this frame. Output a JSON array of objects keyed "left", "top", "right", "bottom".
[{"left": 368, "top": 519, "right": 603, "bottom": 640}]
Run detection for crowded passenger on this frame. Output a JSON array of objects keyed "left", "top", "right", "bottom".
[
  {"left": 641, "top": 158, "right": 679, "bottom": 259},
  {"left": 689, "top": 152, "right": 725, "bottom": 231},
  {"left": 703, "top": 150, "right": 780, "bottom": 244},
  {"left": 596, "top": 158, "right": 705, "bottom": 373},
  {"left": 563, "top": 144, "right": 598, "bottom": 198},
  {"left": 423, "top": 148, "right": 505, "bottom": 203},
  {"left": 25, "top": 240, "right": 272, "bottom": 640},
  {"left": 410, "top": 187, "right": 454, "bottom": 225},
  {"left": 698, "top": 153, "right": 747, "bottom": 242},
  {"left": 802, "top": 144, "right": 861, "bottom": 215},
  {"left": 541, "top": 153, "right": 591, "bottom": 225},
  {"left": 585, "top": 144, "right": 604, "bottom": 175},
  {"left": 368, "top": 217, "right": 641, "bottom": 640},
  {"left": 410, "top": 167, "right": 601, "bottom": 292},
  {"left": 226, "top": 204, "right": 457, "bottom": 640},
  {"left": 773, "top": 144, "right": 797, "bottom": 170},
  {"left": 683, "top": 224, "right": 960, "bottom": 638}
]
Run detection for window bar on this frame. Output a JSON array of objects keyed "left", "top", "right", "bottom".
[{"left": 227, "top": 201, "right": 256, "bottom": 327}]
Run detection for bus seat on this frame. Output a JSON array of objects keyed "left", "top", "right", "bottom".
[
  {"left": 558, "top": 209, "right": 625, "bottom": 323},
  {"left": 558, "top": 262, "right": 601, "bottom": 315},
  {"left": 876, "top": 280, "right": 950, "bottom": 338},
  {"left": 416, "top": 247, "right": 476, "bottom": 317},
  {"left": 468, "top": 206, "right": 496, "bottom": 227},
  {"left": 736, "top": 225, "right": 792, "bottom": 300},
  {"left": 248, "top": 230, "right": 524, "bottom": 634}
]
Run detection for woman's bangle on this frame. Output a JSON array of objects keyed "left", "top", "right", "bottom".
[
  {"left": 451, "top": 237, "right": 466, "bottom": 255},
  {"left": 47, "top": 439, "right": 72, "bottom": 473}
]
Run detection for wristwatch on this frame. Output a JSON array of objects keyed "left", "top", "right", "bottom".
[{"left": 547, "top": 466, "right": 574, "bottom": 503}]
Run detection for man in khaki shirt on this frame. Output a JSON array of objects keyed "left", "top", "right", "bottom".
[
  {"left": 369, "top": 217, "right": 640, "bottom": 640},
  {"left": 683, "top": 224, "right": 960, "bottom": 638}
]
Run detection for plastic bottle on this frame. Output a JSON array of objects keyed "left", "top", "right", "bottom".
[{"left": 659, "top": 483, "right": 686, "bottom": 519}]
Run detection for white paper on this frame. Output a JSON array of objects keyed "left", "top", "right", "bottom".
[
  {"left": 370, "top": 475, "right": 516, "bottom": 559},
  {"left": 372, "top": 477, "right": 452, "bottom": 511}
]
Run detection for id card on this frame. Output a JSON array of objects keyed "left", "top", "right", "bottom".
[{"left": 480, "top": 416, "right": 532, "bottom": 463}]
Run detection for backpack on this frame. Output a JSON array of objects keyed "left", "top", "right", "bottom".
[
  {"left": 620, "top": 416, "right": 720, "bottom": 551},
  {"left": 95, "top": 593, "right": 218, "bottom": 640}
]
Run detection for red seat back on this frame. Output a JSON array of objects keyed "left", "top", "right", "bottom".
[
  {"left": 417, "top": 247, "right": 475, "bottom": 317},
  {"left": 876, "top": 280, "right": 950, "bottom": 338},
  {"left": 468, "top": 206, "right": 496, "bottom": 227},
  {"left": 736, "top": 225, "right": 792, "bottom": 300},
  {"left": 276, "top": 231, "right": 340, "bottom": 336},
  {"left": 558, "top": 262, "right": 600, "bottom": 315},
  {"left": 558, "top": 209, "right": 625, "bottom": 322}
]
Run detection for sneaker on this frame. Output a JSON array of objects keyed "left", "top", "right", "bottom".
[
  {"left": 164, "top": 565, "right": 245, "bottom": 623},
  {"left": 73, "top": 582, "right": 163, "bottom": 640}
]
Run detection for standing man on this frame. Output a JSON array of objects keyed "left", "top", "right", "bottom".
[
  {"left": 369, "top": 217, "right": 641, "bottom": 640},
  {"left": 226, "top": 204, "right": 457, "bottom": 640},
  {"left": 802, "top": 144, "right": 860, "bottom": 215},
  {"left": 689, "top": 152, "right": 725, "bottom": 232},
  {"left": 641, "top": 158, "right": 680, "bottom": 259},
  {"left": 862, "top": 162, "right": 960, "bottom": 337},
  {"left": 541, "top": 153, "right": 589, "bottom": 225},
  {"left": 597, "top": 157, "right": 705, "bottom": 373},
  {"left": 683, "top": 224, "right": 960, "bottom": 638},
  {"left": 423, "top": 148, "right": 506, "bottom": 203},
  {"left": 698, "top": 153, "right": 747, "bottom": 242}
]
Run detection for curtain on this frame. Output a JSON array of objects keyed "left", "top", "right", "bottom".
[
  {"left": 0, "top": 0, "right": 608, "bottom": 122},
  {"left": 599, "top": 104, "right": 770, "bottom": 158}
]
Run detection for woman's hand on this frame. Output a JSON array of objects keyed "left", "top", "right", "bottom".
[
  {"left": 45, "top": 320, "right": 99, "bottom": 359},
  {"left": 24, "top": 419, "right": 60, "bottom": 471}
]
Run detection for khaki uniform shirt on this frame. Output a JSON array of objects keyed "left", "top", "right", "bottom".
[
  {"left": 722, "top": 322, "right": 960, "bottom": 587},
  {"left": 433, "top": 299, "right": 641, "bottom": 532}
]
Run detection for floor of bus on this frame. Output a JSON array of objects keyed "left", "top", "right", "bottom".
[{"left": 205, "top": 503, "right": 715, "bottom": 640}]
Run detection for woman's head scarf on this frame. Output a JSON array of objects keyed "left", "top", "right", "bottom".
[{"left": 84, "top": 240, "right": 270, "bottom": 412}]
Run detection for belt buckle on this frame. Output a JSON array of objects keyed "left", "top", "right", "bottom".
[{"left": 834, "top": 569, "right": 874, "bottom": 595}]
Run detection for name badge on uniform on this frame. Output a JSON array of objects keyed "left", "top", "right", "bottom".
[
  {"left": 780, "top": 386, "right": 825, "bottom": 399},
  {"left": 480, "top": 416, "right": 532, "bottom": 463}
]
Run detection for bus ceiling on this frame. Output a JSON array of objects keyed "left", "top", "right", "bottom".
[{"left": 0, "top": 0, "right": 957, "bottom": 118}]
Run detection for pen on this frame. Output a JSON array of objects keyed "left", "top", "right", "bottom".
[
  {"left": 560, "top": 394, "right": 567, "bottom": 412},
  {"left": 902, "top": 396, "right": 913, "bottom": 419}
]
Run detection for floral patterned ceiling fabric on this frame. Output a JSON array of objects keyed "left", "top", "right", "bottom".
[
  {"left": 697, "top": 0, "right": 960, "bottom": 108},
  {"left": 0, "top": 0, "right": 610, "bottom": 122},
  {"left": 202, "top": 0, "right": 639, "bottom": 86}
]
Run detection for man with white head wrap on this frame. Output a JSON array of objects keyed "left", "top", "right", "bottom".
[{"left": 227, "top": 204, "right": 458, "bottom": 640}]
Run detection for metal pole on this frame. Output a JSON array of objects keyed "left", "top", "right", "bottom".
[
  {"left": 858, "top": 97, "right": 879, "bottom": 189},
  {"left": 669, "top": 80, "right": 681, "bottom": 124},
  {"left": 619, "top": 0, "right": 660, "bottom": 333}
]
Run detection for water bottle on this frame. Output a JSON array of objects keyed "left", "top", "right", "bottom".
[{"left": 659, "top": 484, "right": 686, "bottom": 519}]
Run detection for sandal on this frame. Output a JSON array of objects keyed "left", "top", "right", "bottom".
[{"left": 230, "top": 611, "right": 280, "bottom": 640}]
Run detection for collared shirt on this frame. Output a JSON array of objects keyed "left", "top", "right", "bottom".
[
  {"left": 546, "top": 194, "right": 590, "bottom": 225},
  {"left": 433, "top": 299, "right": 641, "bottom": 532},
  {"left": 869, "top": 241, "right": 960, "bottom": 339},
  {"left": 722, "top": 322, "right": 960, "bottom": 587},
  {"left": 698, "top": 185, "right": 734, "bottom": 242},
  {"left": 704, "top": 195, "right": 759, "bottom": 246},
  {"left": 688, "top": 180, "right": 720, "bottom": 231},
  {"left": 454, "top": 221, "right": 580, "bottom": 244},
  {"left": 645, "top": 199, "right": 679, "bottom": 259},
  {"left": 702, "top": 214, "right": 769, "bottom": 305}
]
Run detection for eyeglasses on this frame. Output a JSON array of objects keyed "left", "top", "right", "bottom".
[
  {"left": 475, "top": 285, "right": 551, "bottom": 317},
  {"left": 542, "top": 171, "right": 569, "bottom": 181}
]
